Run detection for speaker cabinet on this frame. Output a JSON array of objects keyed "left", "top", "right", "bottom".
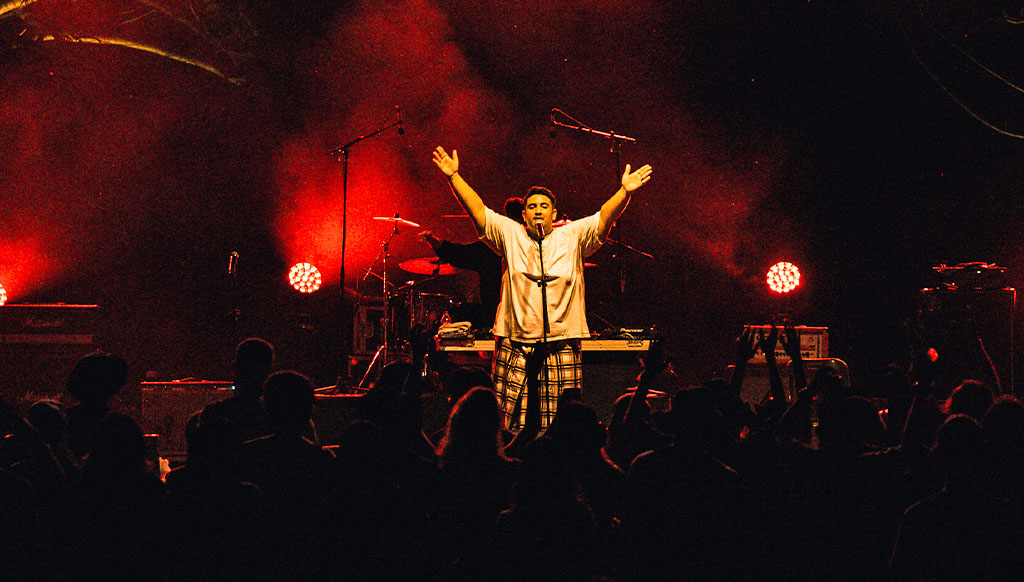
[
  {"left": 139, "top": 381, "right": 233, "bottom": 457},
  {"left": 0, "top": 304, "right": 101, "bottom": 413},
  {"left": 918, "top": 287, "right": 1015, "bottom": 394},
  {"left": 353, "top": 301, "right": 385, "bottom": 356}
]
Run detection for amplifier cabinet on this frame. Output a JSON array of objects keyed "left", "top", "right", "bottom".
[
  {"left": 743, "top": 325, "right": 828, "bottom": 363},
  {"left": 0, "top": 304, "right": 101, "bottom": 410},
  {"left": 139, "top": 381, "right": 234, "bottom": 457},
  {"left": 918, "top": 287, "right": 1015, "bottom": 394},
  {"left": 353, "top": 300, "right": 385, "bottom": 356}
]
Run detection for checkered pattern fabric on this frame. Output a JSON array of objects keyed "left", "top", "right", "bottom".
[{"left": 492, "top": 337, "right": 582, "bottom": 431}]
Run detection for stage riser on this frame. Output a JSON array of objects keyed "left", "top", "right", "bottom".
[{"left": 442, "top": 349, "right": 646, "bottom": 425}]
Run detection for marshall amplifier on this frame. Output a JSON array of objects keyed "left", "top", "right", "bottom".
[{"left": 0, "top": 304, "right": 101, "bottom": 409}]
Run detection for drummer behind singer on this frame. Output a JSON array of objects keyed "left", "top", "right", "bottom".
[
  {"left": 417, "top": 197, "right": 524, "bottom": 332},
  {"left": 431, "top": 146, "right": 653, "bottom": 431}
]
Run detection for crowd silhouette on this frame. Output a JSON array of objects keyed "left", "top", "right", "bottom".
[{"left": 2, "top": 326, "right": 1024, "bottom": 581}]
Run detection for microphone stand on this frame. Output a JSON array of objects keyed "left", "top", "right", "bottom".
[
  {"left": 550, "top": 108, "right": 637, "bottom": 295},
  {"left": 505, "top": 225, "right": 550, "bottom": 451},
  {"left": 228, "top": 253, "right": 239, "bottom": 364},
  {"left": 327, "top": 115, "right": 403, "bottom": 390},
  {"left": 604, "top": 236, "right": 655, "bottom": 259},
  {"left": 529, "top": 226, "right": 550, "bottom": 432}
]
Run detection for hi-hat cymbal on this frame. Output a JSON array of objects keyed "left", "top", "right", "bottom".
[
  {"left": 374, "top": 216, "right": 420, "bottom": 228},
  {"left": 400, "top": 257, "right": 458, "bottom": 276}
]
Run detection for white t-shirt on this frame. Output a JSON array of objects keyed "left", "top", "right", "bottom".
[{"left": 482, "top": 207, "right": 604, "bottom": 342}]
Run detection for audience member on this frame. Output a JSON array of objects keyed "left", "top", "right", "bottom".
[
  {"left": 27, "top": 399, "right": 79, "bottom": 483},
  {"left": 57, "top": 412, "right": 165, "bottom": 582},
  {"left": 1, "top": 397, "right": 64, "bottom": 581},
  {"left": 65, "top": 351, "right": 129, "bottom": 460},
  {"left": 943, "top": 378, "right": 995, "bottom": 421},
  {"left": 200, "top": 337, "right": 275, "bottom": 443},
  {"left": 320, "top": 420, "right": 441, "bottom": 581},
  {"left": 495, "top": 437, "right": 598, "bottom": 582},
  {"left": 239, "top": 370, "right": 337, "bottom": 582},
  {"left": 429, "top": 364, "right": 495, "bottom": 447},
  {"left": 983, "top": 395, "right": 1024, "bottom": 506},
  {"left": 356, "top": 360, "right": 437, "bottom": 461},
  {"left": 159, "top": 412, "right": 270, "bottom": 582},
  {"left": 544, "top": 401, "right": 626, "bottom": 579},
  {"left": 889, "top": 414, "right": 1024, "bottom": 581},
  {"left": 435, "top": 387, "right": 520, "bottom": 580},
  {"left": 626, "top": 386, "right": 765, "bottom": 581}
]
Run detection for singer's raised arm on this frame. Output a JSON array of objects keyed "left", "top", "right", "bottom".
[
  {"left": 432, "top": 147, "right": 487, "bottom": 235},
  {"left": 598, "top": 163, "right": 653, "bottom": 241}
]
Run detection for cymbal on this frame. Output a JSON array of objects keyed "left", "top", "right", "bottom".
[
  {"left": 373, "top": 216, "right": 420, "bottom": 228},
  {"left": 585, "top": 262, "right": 598, "bottom": 268},
  {"left": 400, "top": 257, "right": 458, "bottom": 276}
]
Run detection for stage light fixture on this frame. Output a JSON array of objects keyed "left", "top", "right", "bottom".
[
  {"left": 0, "top": 283, "right": 6, "bottom": 305},
  {"left": 288, "top": 263, "right": 322, "bottom": 294},
  {"left": 767, "top": 262, "right": 801, "bottom": 294}
]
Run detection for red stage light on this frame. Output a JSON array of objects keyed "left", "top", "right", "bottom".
[
  {"left": 766, "top": 262, "right": 801, "bottom": 294},
  {"left": 288, "top": 263, "right": 322, "bottom": 294}
]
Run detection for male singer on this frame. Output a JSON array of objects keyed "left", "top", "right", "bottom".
[{"left": 432, "top": 146, "right": 652, "bottom": 431}]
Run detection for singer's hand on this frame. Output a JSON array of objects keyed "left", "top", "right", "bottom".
[
  {"left": 621, "top": 163, "right": 653, "bottom": 193},
  {"left": 432, "top": 147, "right": 459, "bottom": 178}
]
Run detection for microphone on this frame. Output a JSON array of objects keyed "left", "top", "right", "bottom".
[
  {"left": 535, "top": 220, "right": 546, "bottom": 238},
  {"left": 228, "top": 251, "right": 239, "bottom": 275},
  {"left": 396, "top": 106, "right": 405, "bottom": 135}
]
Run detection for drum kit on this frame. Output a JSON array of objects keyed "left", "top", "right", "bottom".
[{"left": 353, "top": 215, "right": 462, "bottom": 388}]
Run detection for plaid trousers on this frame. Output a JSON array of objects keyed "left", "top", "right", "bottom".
[{"left": 492, "top": 337, "right": 582, "bottom": 431}]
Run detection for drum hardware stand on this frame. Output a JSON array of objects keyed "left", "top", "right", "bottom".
[
  {"left": 227, "top": 251, "right": 240, "bottom": 362},
  {"left": 327, "top": 107, "right": 404, "bottom": 390},
  {"left": 355, "top": 214, "right": 412, "bottom": 390}
]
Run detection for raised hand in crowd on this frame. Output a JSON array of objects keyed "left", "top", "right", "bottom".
[
  {"left": 780, "top": 323, "right": 807, "bottom": 394},
  {"left": 730, "top": 326, "right": 759, "bottom": 396},
  {"left": 757, "top": 324, "right": 787, "bottom": 417}
]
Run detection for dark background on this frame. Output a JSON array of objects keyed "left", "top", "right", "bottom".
[{"left": 2, "top": 1, "right": 1023, "bottom": 393}]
